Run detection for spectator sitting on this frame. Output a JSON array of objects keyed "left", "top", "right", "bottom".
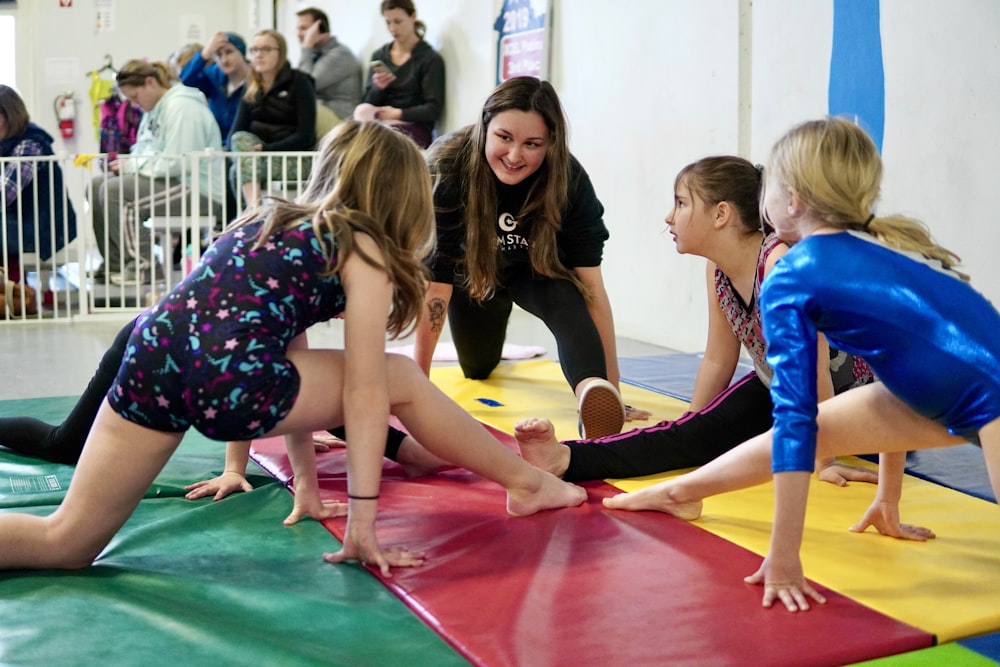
[
  {"left": 91, "top": 60, "right": 223, "bottom": 284},
  {"left": 296, "top": 7, "right": 361, "bottom": 124},
  {"left": 179, "top": 32, "right": 250, "bottom": 143},
  {"left": 228, "top": 29, "right": 316, "bottom": 207},
  {"left": 353, "top": 0, "right": 444, "bottom": 149},
  {"left": 0, "top": 85, "right": 77, "bottom": 284}
]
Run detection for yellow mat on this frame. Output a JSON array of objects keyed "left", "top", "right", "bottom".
[
  {"left": 429, "top": 359, "right": 689, "bottom": 438},
  {"left": 432, "top": 360, "right": 1000, "bottom": 643}
]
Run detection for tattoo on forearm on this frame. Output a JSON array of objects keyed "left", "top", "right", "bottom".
[{"left": 427, "top": 298, "right": 446, "bottom": 334}]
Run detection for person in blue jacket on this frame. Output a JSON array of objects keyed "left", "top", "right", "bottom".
[
  {"left": 0, "top": 85, "right": 77, "bottom": 284},
  {"left": 179, "top": 31, "right": 250, "bottom": 143}
]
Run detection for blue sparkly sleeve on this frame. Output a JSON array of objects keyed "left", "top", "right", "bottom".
[{"left": 760, "top": 261, "right": 820, "bottom": 473}]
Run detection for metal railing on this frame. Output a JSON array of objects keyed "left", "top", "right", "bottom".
[{"left": 1, "top": 149, "right": 315, "bottom": 323}]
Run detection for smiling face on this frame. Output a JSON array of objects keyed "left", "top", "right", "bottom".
[
  {"left": 383, "top": 7, "right": 417, "bottom": 42},
  {"left": 484, "top": 110, "right": 548, "bottom": 186}
]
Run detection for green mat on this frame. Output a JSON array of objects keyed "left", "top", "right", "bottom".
[{"left": 0, "top": 396, "right": 468, "bottom": 667}]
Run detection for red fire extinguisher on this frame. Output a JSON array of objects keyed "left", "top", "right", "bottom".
[{"left": 54, "top": 92, "right": 76, "bottom": 140}]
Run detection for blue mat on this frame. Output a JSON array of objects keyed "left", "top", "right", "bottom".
[
  {"left": 618, "top": 353, "right": 995, "bottom": 502},
  {"left": 962, "top": 631, "right": 1000, "bottom": 661}
]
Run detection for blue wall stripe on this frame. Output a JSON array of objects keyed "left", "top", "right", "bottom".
[{"left": 829, "top": 0, "right": 886, "bottom": 152}]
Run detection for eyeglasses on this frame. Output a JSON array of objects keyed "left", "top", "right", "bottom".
[{"left": 249, "top": 46, "right": 279, "bottom": 55}]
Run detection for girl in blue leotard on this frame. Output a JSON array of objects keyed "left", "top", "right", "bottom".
[
  {"left": 0, "top": 121, "right": 585, "bottom": 577},
  {"left": 604, "top": 116, "right": 1000, "bottom": 612}
]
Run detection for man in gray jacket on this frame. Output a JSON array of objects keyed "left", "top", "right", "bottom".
[{"left": 296, "top": 7, "right": 362, "bottom": 122}]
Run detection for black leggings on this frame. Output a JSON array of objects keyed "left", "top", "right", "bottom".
[
  {"left": 562, "top": 373, "right": 774, "bottom": 482},
  {"left": 448, "top": 271, "right": 607, "bottom": 389},
  {"left": 0, "top": 318, "right": 137, "bottom": 464},
  {"left": 0, "top": 319, "right": 408, "bottom": 464}
]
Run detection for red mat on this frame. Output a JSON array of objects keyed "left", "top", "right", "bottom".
[{"left": 251, "top": 425, "right": 932, "bottom": 667}]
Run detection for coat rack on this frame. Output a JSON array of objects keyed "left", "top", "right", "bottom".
[{"left": 86, "top": 54, "right": 115, "bottom": 77}]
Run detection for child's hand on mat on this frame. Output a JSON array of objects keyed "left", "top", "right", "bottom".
[
  {"left": 312, "top": 432, "right": 346, "bottom": 451},
  {"left": 625, "top": 405, "right": 652, "bottom": 422},
  {"left": 815, "top": 458, "right": 879, "bottom": 486},
  {"left": 745, "top": 552, "right": 826, "bottom": 612},
  {"left": 849, "top": 500, "right": 936, "bottom": 541},
  {"left": 283, "top": 492, "right": 349, "bottom": 526},
  {"left": 184, "top": 471, "right": 254, "bottom": 501},
  {"left": 323, "top": 519, "right": 426, "bottom": 577}
]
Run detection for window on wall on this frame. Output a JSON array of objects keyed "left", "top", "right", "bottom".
[{"left": 0, "top": 16, "right": 14, "bottom": 86}]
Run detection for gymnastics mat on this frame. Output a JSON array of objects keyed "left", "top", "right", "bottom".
[
  {"left": 0, "top": 397, "right": 466, "bottom": 667},
  {"left": 611, "top": 462, "right": 1000, "bottom": 642},
  {"left": 251, "top": 432, "right": 931, "bottom": 667},
  {"left": 425, "top": 361, "right": 999, "bottom": 640}
]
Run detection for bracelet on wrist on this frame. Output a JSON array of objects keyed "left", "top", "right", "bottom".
[{"left": 347, "top": 493, "right": 380, "bottom": 500}]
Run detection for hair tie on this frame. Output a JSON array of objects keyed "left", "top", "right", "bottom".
[
  {"left": 347, "top": 493, "right": 380, "bottom": 501},
  {"left": 754, "top": 163, "right": 765, "bottom": 176},
  {"left": 863, "top": 213, "right": 875, "bottom": 228}
]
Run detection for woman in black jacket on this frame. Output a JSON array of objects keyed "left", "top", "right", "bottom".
[{"left": 229, "top": 29, "right": 316, "bottom": 205}]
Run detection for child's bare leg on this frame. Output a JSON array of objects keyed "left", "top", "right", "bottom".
[
  {"left": 0, "top": 401, "right": 181, "bottom": 570},
  {"left": 603, "top": 383, "right": 967, "bottom": 519},
  {"left": 514, "top": 418, "right": 571, "bottom": 477},
  {"left": 975, "top": 417, "right": 1000, "bottom": 503},
  {"left": 383, "top": 356, "right": 586, "bottom": 515},
  {"left": 396, "top": 435, "right": 450, "bottom": 477},
  {"left": 275, "top": 351, "right": 585, "bottom": 515}
]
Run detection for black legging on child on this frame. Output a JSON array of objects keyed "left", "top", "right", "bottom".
[
  {"left": 562, "top": 372, "right": 775, "bottom": 482},
  {"left": 0, "top": 318, "right": 406, "bottom": 464},
  {"left": 446, "top": 268, "right": 608, "bottom": 389}
]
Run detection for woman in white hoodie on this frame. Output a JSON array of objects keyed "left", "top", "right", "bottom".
[{"left": 90, "top": 59, "right": 224, "bottom": 284}]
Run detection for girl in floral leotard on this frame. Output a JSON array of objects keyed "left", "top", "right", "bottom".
[{"left": 515, "top": 156, "right": 875, "bottom": 486}]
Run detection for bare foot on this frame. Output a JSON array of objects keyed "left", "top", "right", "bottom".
[
  {"left": 396, "top": 436, "right": 450, "bottom": 477},
  {"left": 602, "top": 482, "right": 703, "bottom": 521},
  {"left": 514, "top": 418, "right": 570, "bottom": 477},
  {"left": 506, "top": 469, "right": 587, "bottom": 516}
]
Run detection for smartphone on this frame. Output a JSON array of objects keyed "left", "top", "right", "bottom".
[{"left": 370, "top": 60, "right": 392, "bottom": 75}]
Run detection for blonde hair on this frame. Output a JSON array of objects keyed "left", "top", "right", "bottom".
[
  {"left": 169, "top": 43, "right": 203, "bottom": 78},
  {"left": 425, "top": 77, "right": 579, "bottom": 301},
  {"left": 768, "top": 116, "right": 964, "bottom": 277},
  {"left": 230, "top": 120, "right": 434, "bottom": 338},
  {"left": 116, "top": 60, "right": 173, "bottom": 89},
  {"left": 245, "top": 30, "right": 288, "bottom": 101}
]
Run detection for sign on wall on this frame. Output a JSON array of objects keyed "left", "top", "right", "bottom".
[{"left": 493, "top": 0, "right": 551, "bottom": 85}]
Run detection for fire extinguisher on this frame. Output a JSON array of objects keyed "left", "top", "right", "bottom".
[{"left": 53, "top": 92, "right": 76, "bottom": 140}]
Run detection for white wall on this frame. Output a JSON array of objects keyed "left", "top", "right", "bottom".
[{"left": 8, "top": 1, "right": 1000, "bottom": 352}]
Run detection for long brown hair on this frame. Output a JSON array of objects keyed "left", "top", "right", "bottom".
[
  {"left": 0, "top": 85, "right": 30, "bottom": 137},
  {"left": 232, "top": 121, "right": 435, "bottom": 337},
  {"left": 244, "top": 30, "right": 288, "bottom": 101},
  {"left": 425, "top": 76, "right": 579, "bottom": 300},
  {"left": 769, "top": 116, "right": 965, "bottom": 278}
]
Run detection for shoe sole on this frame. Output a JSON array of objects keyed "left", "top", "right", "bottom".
[{"left": 579, "top": 380, "right": 625, "bottom": 439}]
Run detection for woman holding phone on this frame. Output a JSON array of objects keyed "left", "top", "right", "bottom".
[{"left": 353, "top": 0, "right": 444, "bottom": 148}]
